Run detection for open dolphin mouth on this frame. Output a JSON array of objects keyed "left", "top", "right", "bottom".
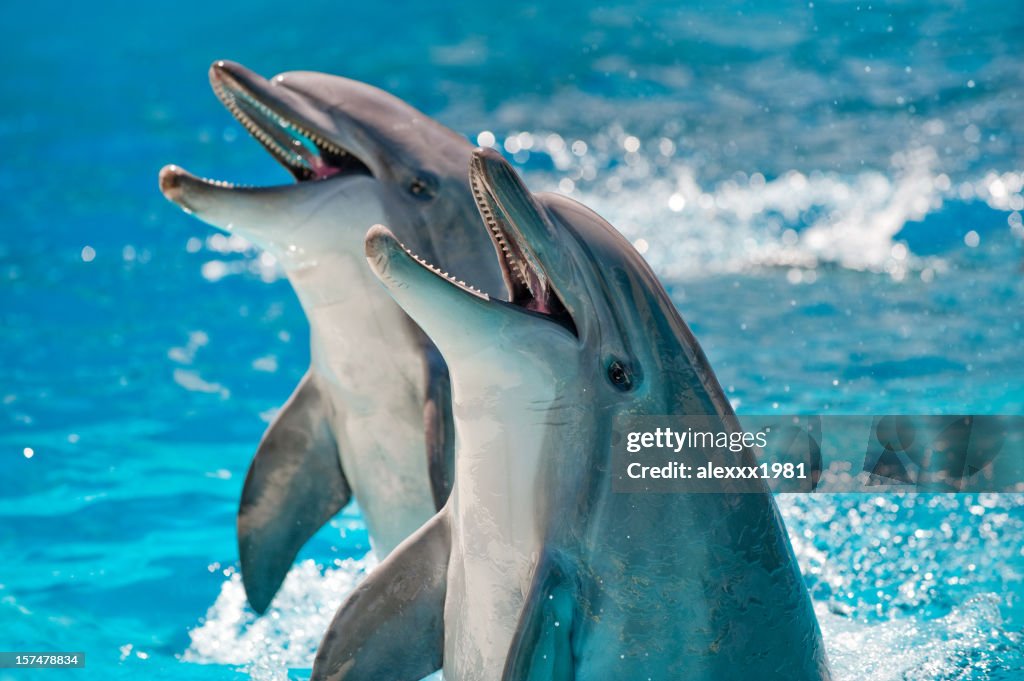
[
  {"left": 467, "top": 150, "right": 575, "bottom": 333},
  {"left": 377, "top": 150, "right": 576, "bottom": 335},
  {"left": 160, "top": 60, "right": 371, "bottom": 200},
  {"left": 208, "top": 61, "right": 370, "bottom": 182}
]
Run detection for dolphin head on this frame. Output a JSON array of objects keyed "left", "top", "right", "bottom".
[
  {"left": 159, "top": 60, "right": 500, "bottom": 295},
  {"left": 366, "top": 148, "right": 733, "bottom": 418}
]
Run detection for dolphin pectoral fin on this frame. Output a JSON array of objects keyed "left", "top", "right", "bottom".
[
  {"left": 311, "top": 508, "right": 451, "bottom": 681},
  {"left": 423, "top": 342, "right": 455, "bottom": 509},
  {"left": 503, "top": 555, "right": 577, "bottom": 681},
  {"left": 238, "top": 369, "right": 350, "bottom": 614}
]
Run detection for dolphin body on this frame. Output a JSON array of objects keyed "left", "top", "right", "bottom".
[
  {"left": 310, "top": 149, "right": 831, "bottom": 681},
  {"left": 158, "top": 61, "right": 503, "bottom": 613}
]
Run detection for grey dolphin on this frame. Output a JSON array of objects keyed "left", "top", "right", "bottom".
[
  {"left": 158, "top": 61, "right": 503, "bottom": 613},
  {"left": 310, "top": 149, "right": 831, "bottom": 680}
]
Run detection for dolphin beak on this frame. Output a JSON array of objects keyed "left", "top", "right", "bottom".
[
  {"left": 203, "top": 59, "right": 372, "bottom": 182},
  {"left": 470, "top": 148, "right": 575, "bottom": 326},
  {"left": 159, "top": 163, "right": 275, "bottom": 226},
  {"left": 159, "top": 163, "right": 382, "bottom": 252},
  {"left": 158, "top": 164, "right": 190, "bottom": 207},
  {"left": 208, "top": 60, "right": 267, "bottom": 100},
  {"left": 365, "top": 225, "right": 490, "bottom": 303},
  {"left": 366, "top": 224, "right": 506, "bottom": 353}
]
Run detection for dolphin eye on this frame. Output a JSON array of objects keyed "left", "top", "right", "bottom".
[
  {"left": 607, "top": 359, "right": 634, "bottom": 392},
  {"left": 408, "top": 174, "right": 437, "bottom": 200}
]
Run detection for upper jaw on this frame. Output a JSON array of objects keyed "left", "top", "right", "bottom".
[
  {"left": 469, "top": 149, "right": 576, "bottom": 333},
  {"left": 206, "top": 60, "right": 372, "bottom": 182}
]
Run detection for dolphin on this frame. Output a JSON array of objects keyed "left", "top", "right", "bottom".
[
  {"left": 158, "top": 61, "right": 503, "bottom": 614},
  {"left": 310, "top": 149, "right": 831, "bottom": 680}
]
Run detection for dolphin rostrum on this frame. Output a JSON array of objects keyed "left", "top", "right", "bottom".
[
  {"left": 158, "top": 61, "right": 503, "bottom": 614},
  {"left": 310, "top": 148, "right": 831, "bottom": 680}
]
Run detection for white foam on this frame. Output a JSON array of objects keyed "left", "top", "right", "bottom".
[
  {"left": 540, "top": 141, "right": 1021, "bottom": 280},
  {"left": 185, "top": 552, "right": 1015, "bottom": 681},
  {"left": 184, "top": 558, "right": 373, "bottom": 677}
]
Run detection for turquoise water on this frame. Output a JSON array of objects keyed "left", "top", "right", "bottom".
[{"left": 1, "top": 1, "right": 1022, "bottom": 678}]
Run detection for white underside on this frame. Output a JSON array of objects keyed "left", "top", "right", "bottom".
[{"left": 443, "top": 368, "right": 554, "bottom": 681}]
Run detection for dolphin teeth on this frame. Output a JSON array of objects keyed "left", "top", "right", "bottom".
[
  {"left": 305, "top": 131, "right": 347, "bottom": 156},
  {"left": 219, "top": 90, "right": 305, "bottom": 170},
  {"left": 395, "top": 240, "right": 489, "bottom": 301},
  {"left": 212, "top": 76, "right": 354, "bottom": 175},
  {"left": 471, "top": 176, "right": 533, "bottom": 295},
  {"left": 193, "top": 175, "right": 238, "bottom": 189}
]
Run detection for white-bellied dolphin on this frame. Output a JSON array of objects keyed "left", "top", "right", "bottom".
[
  {"left": 158, "top": 61, "right": 503, "bottom": 613},
  {"left": 310, "top": 149, "right": 831, "bottom": 680}
]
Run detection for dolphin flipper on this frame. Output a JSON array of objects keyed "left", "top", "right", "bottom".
[
  {"left": 311, "top": 509, "right": 451, "bottom": 681},
  {"left": 238, "top": 370, "right": 350, "bottom": 614},
  {"left": 423, "top": 343, "right": 455, "bottom": 509},
  {"left": 503, "top": 555, "right": 577, "bottom": 681}
]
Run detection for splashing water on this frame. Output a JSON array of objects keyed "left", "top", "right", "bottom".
[
  {"left": 183, "top": 496, "right": 1024, "bottom": 681},
  {"left": 820, "top": 595, "right": 1017, "bottom": 681},
  {"left": 185, "top": 559, "right": 370, "bottom": 676}
]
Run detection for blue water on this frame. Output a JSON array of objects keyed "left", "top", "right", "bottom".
[{"left": 2, "top": 1, "right": 1023, "bottom": 679}]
